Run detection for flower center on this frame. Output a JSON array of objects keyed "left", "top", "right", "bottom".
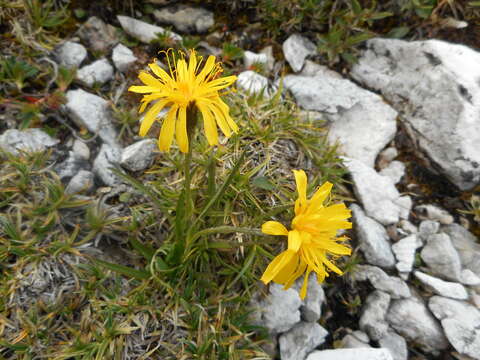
[{"left": 178, "top": 81, "right": 194, "bottom": 101}]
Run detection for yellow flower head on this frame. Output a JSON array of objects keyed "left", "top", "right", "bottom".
[
  {"left": 128, "top": 49, "right": 238, "bottom": 153},
  {"left": 261, "top": 170, "right": 352, "bottom": 299}
]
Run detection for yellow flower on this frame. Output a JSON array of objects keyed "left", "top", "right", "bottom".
[
  {"left": 261, "top": 170, "right": 352, "bottom": 299},
  {"left": 128, "top": 49, "right": 238, "bottom": 153}
]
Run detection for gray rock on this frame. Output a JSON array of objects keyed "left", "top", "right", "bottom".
[
  {"left": 243, "top": 50, "right": 268, "bottom": 69},
  {"left": 354, "top": 265, "right": 410, "bottom": 299},
  {"left": 300, "top": 61, "right": 343, "bottom": 79},
  {"left": 379, "top": 161, "right": 406, "bottom": 185},
  {"left": 414, "top": 271, "right": 468, "bottom": 300},
  {"left": 341, "top": 331, "right": 371, "bottom": 348},
  {"left": 359, "top": 290, "right": 391, "bottom": 341},
  {"left": 429, "top": 296, "right": 480, "bottom": 359},
  {"left": 377, "top": 147, "right": 398, "bottom": 170},
  {"left": 443, "top": 223, "right": 480, "bottom": 277},
  {"left": 112, "top": 44, "right": 137, "bottom": 73},
  {"left": 93, "top": 144, "right": 123, "bottom": 186},
  {"left": 351, "top": 204, "right": 395, "bottom": 268},
  {"left": 415, "top": 204, "right": 454, "bottom": 224},
  {"left": 279, "top": 322, "right": 328, "bottom": 360},
  {"left": 378, "top": 331, "right": 408, "bottom": 360},
  {"left": 283, "top": 34, "right": 316, "bottom": 72},
  {"left": 386, "top": 294, "right": 448, "bottom": 352},
  {"left": 72, "top": 139, "right": 90, "bottom": 160},
  {"left": 342, "top": 157, "right": 410, "bottom": 225},
  {"left": 66, "top": 170, "right": 95, "bottom": 194},
  {"left": 65, "top": 89, "right": 118, "bottom": 146},
  {"left": 55, "top": 41, "right": 87, "bottom": 68},
  {"left": 283, "top": 74, "right": 397, "bottom": 168},
  {"left": 77, "top": 16, "right": 118, "bottom": 53},
  {"left": 249, "top": 283, "right": 302, "bottom": 334},
  {"left": 0, "top": 129, "right": 59, "bottom": 156},
  {"left": 460, "top": 269, "right": 480, "bottom": 286},
  {"left": 54, "top": 151, "right": 88, "bottom": 179},
  {"left": 259, "top": 46, "right": 275, "bottom": 73},
  {"left": 117, "top": 15, "right": 181, "bottom": 44},
  {"left": 120, "top": 139, "right": 157, "bottom": 172},
  {"left": 306, "top": 348, "right": 393, "bottom": 360},
  {"left": 76, "top": 58, "right": 114, "bottom": 87},
  {"left": 398, "top": 220, "right": 418, "bottom": 235},
  {"left": 351, "top": 38, "right": 480, "bottom": 191},
  {"left": 153, "top": 5, "right": 213, "bottom": 33},
  {"left": 418, "top": 220, "right": 440, "bottom": 241},
  {"left": 237, "top": 71, "right": 270, "bottom": 96},
  {"left": 294, "top": 273, "right": 325, "bottom": 322},
  {"left": 392, "top": 234, "right": 419, "bottom": 274},
  {"left": 420, "top": 233, "right": 462, "bottom": 281}
]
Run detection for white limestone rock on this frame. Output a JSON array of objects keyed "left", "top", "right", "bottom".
[
  {"left": 341, "top": 331, "right": 371, "bottom": 348},
  {"left": 377, "top": 147, "right": 398, "bottom": 170},
  {"left": 77, "top": 16, "right": 118, "bottom": 53},
  {"left": 342, "top": 157, "right": 410, "bottom": 225},
  {"left": 66, "top": 170, "right": 95, "bottom": 194},
  {"left": 415, "top": 204, "right": 454, "bottom": 224},
  {"left": 112, "top": 44, "right": 137, "bottom": 73},
  {"left": 420, "top": 233, "right": 462, "bottom": 281},
  {"left": 65, "top": 89, "right": 118, "bottom": 146},
  {"left": 443, "top": 223, "right": 480, "bottom": 277},
  {"left": 249, "top": 283, "right": 302, "bottom": 334},
  {"left": 120, "top": 139, "right": 157, "bottom": 172},
  {"left": 418, "top": 220, "right": 440, "bottom": 241},
  {"left": 392, "top": 234, "right": 420, "bottom": 274},
  {"left": 379, "top": 160, "right": 406, "bottom": 185},
  {"left": 243, "top": 50, "right": 268, "bottom": 69},
  {"left": 283, "top": 74, "right": 397, "bottom": 168},
  {"left": 76, "top": 58, "right": 114, "bottom": 87},
  {"left": 237, "top": 71, "right": 270, "bottom": 96},
  {"left": 460, "top": 269, "right": 480, "bottom": 286},
  {"left": 386, "top": 293, "right": 448, "bottom": 352},
  {"left": 282, "top": 34, "right": 316, "bottom": 72},
  {"left": 351, "top": 204, "right": 395, "bottom": 269},
  {"left": 429, "top": 296, "right": 480, "bottom": 359},
  {"left": 279, "top": 322, "right": 328, "bottom": 360},
  {"left": 55, "top": 41, "right": 87, "bottom": 68},
  {"left": 92, "top": 144, "right": 123, "bottom": 186},
  {"left": 117, "top": 15, "right": 181, "bottom": 44},
  {"left": 379, "top": 331, "right": 408, "bottom": 360},
  {"left": 153, "top": 5, "right": 214, "bottom": 33},
  {"left": 414, "top": 271, "right": 468, "bottom": 300},
  {"left": 72, "top": 140, "right": 90, "bottom": 160},
  {"left": 307, "top": 348, "right": 393, "bottom": 360},
  {"left": 351, "top": 38, "right": 480, "bottom": 190},
  {"left": 293, "top": 274, "right": 325, "bottom": 322},
  {"left": 359, "top": 290, "right": 391, "bottom": 341},
  {"left": 0, "top": 129, "right": 59, "bottom": 156},
  {"left": 354, "top": 265, "right": 410, "bottom": 299}
]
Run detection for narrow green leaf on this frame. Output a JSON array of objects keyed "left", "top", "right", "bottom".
[
  {"left": 93, "top": 258, "right": 150, "bottom": 280},
  {"left": 251, "top": 176, "right": 276, "bottom": 191},
  {"left": 386, "top": 26, "right": 410, "bottom": 38},
  {"left": 129, "top": 237, "right": 155, "bottom": 262}
]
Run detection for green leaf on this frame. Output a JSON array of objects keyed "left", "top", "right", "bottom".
[
  {"left": 351, "top": 0, "right": 362, "bottom": 15},
  {"left": 386, "top": 26, "right": 410, "bottom": 38},
  {"left": 345, "top": 32, "right": 372, "bottom": 46},
  {"left": 469, "top": 1, "right": 480, "bottom": 6},
  {"left": 93, "top": 258, "right": 150, "bottom": 280},
  {"left": 251, "top": 176, "right": 276, "bottom": 191},
  {"left": 129, "top": 237, "right": 155, "bottom": 262},
  {"left": 368, "top": 11, "right": 393, "bottom": 20}
]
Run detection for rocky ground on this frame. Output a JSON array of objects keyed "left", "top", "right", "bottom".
[{"left": 1, "top": 2, "right": 480, "bottom": 360}]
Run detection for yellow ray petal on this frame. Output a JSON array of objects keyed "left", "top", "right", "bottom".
[
  {"left": 261, "top": 221, "right": 288, "bottom": 236},
  {"left": 139, "top": 72, "right": 163, "bottom": 88},
  {"left": 307, "top": 182, "right": 333, "bottom": 213},
  {"left": 283, "top": 260, "right": 307, "bottom": 289},
  {"left": 158, "top": 105, "right": 177, "bottom": 152},
  {"left": 139, "top": 100, "right": 169, "bottom": 137},
  {"left": 299, "top": 268, "right": 312, "bottom": 299},
  {"left": 261, "top": 250, "right": 294, "bottom": 284},
  {"left": 176, "top": 106, "right": 188, "bottom": 153},
  {"left": 288, "top": 230, "right": 302, "bottom": 252},
  {"left": 149, "top": 63, "right": 173, "bottom": 83},
  {"left": 129, "top": 85, "right": 158, "bottom": 93},
  {"left": 293, "top": 170, "right": 307, "bottom": 212},
  {"left": 214, "top": 98, "right": 238, "bottom": 133},
  {"left": 197, "top": 102, "right": 218, "bottom": 146},
  {"left": 273, "top": 254, "right": 300, "bottom": 284},
  {"left": 205, "top": 101, "right": 232, "bottom": 137}
]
